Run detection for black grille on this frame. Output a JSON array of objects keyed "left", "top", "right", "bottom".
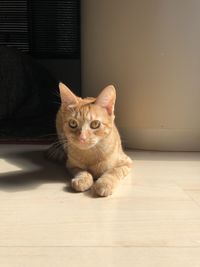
[
  {"left": 0, "top": 0, "right": 80, "bottom": 58},
  {"left": 0, "top": 0, "right": 29, "bottom": 52}
]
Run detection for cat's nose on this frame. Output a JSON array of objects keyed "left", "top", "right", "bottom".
[{"left": 79, "top": 133, "right": 87, "bottom": 144}]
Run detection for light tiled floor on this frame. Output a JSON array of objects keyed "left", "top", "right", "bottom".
[{"left": 1, "top": 145, "right": 200, "bottom": 266}]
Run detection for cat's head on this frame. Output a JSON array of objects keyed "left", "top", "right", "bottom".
[{"left": 59, "top": 82, "right": 116, "bottom": 150}]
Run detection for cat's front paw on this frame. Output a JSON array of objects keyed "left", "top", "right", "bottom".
[
  {"left": 93, "top": 178, "right": 113, "bottom": 197},
  {"left": 71, "top": 171, "right": 93, "bottom": 192}
]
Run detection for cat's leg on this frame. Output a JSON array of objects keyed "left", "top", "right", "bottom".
[
  {"left": 69, "top": 167, "right": 94, "bottom": 192},
  {"left": 93, "top": 162, "right": 132, "bottom": 197}
]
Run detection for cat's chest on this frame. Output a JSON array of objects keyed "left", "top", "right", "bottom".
[
  {"left": 88, "top": 160, "right": 113, "bottom": 178},
  {"left": 68, "top": 149, "right": 116, "bottom": 177}
]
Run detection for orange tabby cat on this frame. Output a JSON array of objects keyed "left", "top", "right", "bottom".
[{"left": 55, "top": 82, "right": 132, "bottom": 197}]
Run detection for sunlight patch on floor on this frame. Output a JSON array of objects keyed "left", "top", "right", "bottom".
[{"left": 0, "top": 159, "right": 23, "bottom": 174}]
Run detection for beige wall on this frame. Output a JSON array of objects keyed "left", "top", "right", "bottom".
[{"left": 82, "top": 0, "right": 200, "bottom": 151}]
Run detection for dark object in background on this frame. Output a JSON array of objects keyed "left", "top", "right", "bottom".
[
  {"left": 0, "top": 46, "right": 59, "bottom": 141},
  {"left": 0, "top": 0, "right": 81, "bottom": 142}
]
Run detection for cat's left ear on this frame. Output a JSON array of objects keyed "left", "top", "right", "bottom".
[
  {"left": 59, "top": 82, "right": 78, "bottom": 110},
  {"left": 95, "top": 85, "right": 116, "bottom": 115}
]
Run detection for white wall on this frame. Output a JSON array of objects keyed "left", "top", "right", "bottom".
[{"left": 82, "top": 0, "right": 200, "bottom": 151}]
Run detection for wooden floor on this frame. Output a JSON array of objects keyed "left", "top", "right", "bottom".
[{"left": 1, "top": 145, "right": 200, "bottom": 266}]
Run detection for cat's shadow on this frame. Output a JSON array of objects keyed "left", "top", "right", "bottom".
[
  {"left": 0, "top": 149, "right": 69, "bottom": 193},
  {"left": 0, "top": 148, "right": 98, "bottom": 198}
]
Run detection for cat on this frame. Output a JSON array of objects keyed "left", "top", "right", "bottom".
[{"left": 52, "top": 82, "right": 132, "bottom": 197}]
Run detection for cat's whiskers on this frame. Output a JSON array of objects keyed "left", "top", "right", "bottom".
[
  {"left": 47, "top": 143, "right": 62, "bottom": 157},
  {"left": 53, "top": 90, "right": 61, "bottom": 98},
  {"left": 46, "top": 137, "right": 69, "bottom": 160},
  {"left": 53, "top": 101, "right": 61, "bottom": 106}
]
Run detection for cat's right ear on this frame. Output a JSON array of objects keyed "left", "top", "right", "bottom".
[
  {"left": 59, "top": 82, "right": 78, "bottom": 110},
  {"left": 95, "top": 85, "right": 116, "bottom": 115}
]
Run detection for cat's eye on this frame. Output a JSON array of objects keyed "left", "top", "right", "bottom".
[
  {"left": 90, "top": 120, "right": 101, "bottom": 129},
  {"left": 68, "top": 119, "right": 78, "bottom": 129}
]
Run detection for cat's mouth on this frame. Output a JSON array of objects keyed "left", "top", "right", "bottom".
[
  {"left": 74, "top": 139, "right": 97, "bottom": 150},
  {"left": 77, "top": 140, "right": 97, "bottom": 149},
  {"left": 67, "top": 135, "right": 98, "bottom": 149}
]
